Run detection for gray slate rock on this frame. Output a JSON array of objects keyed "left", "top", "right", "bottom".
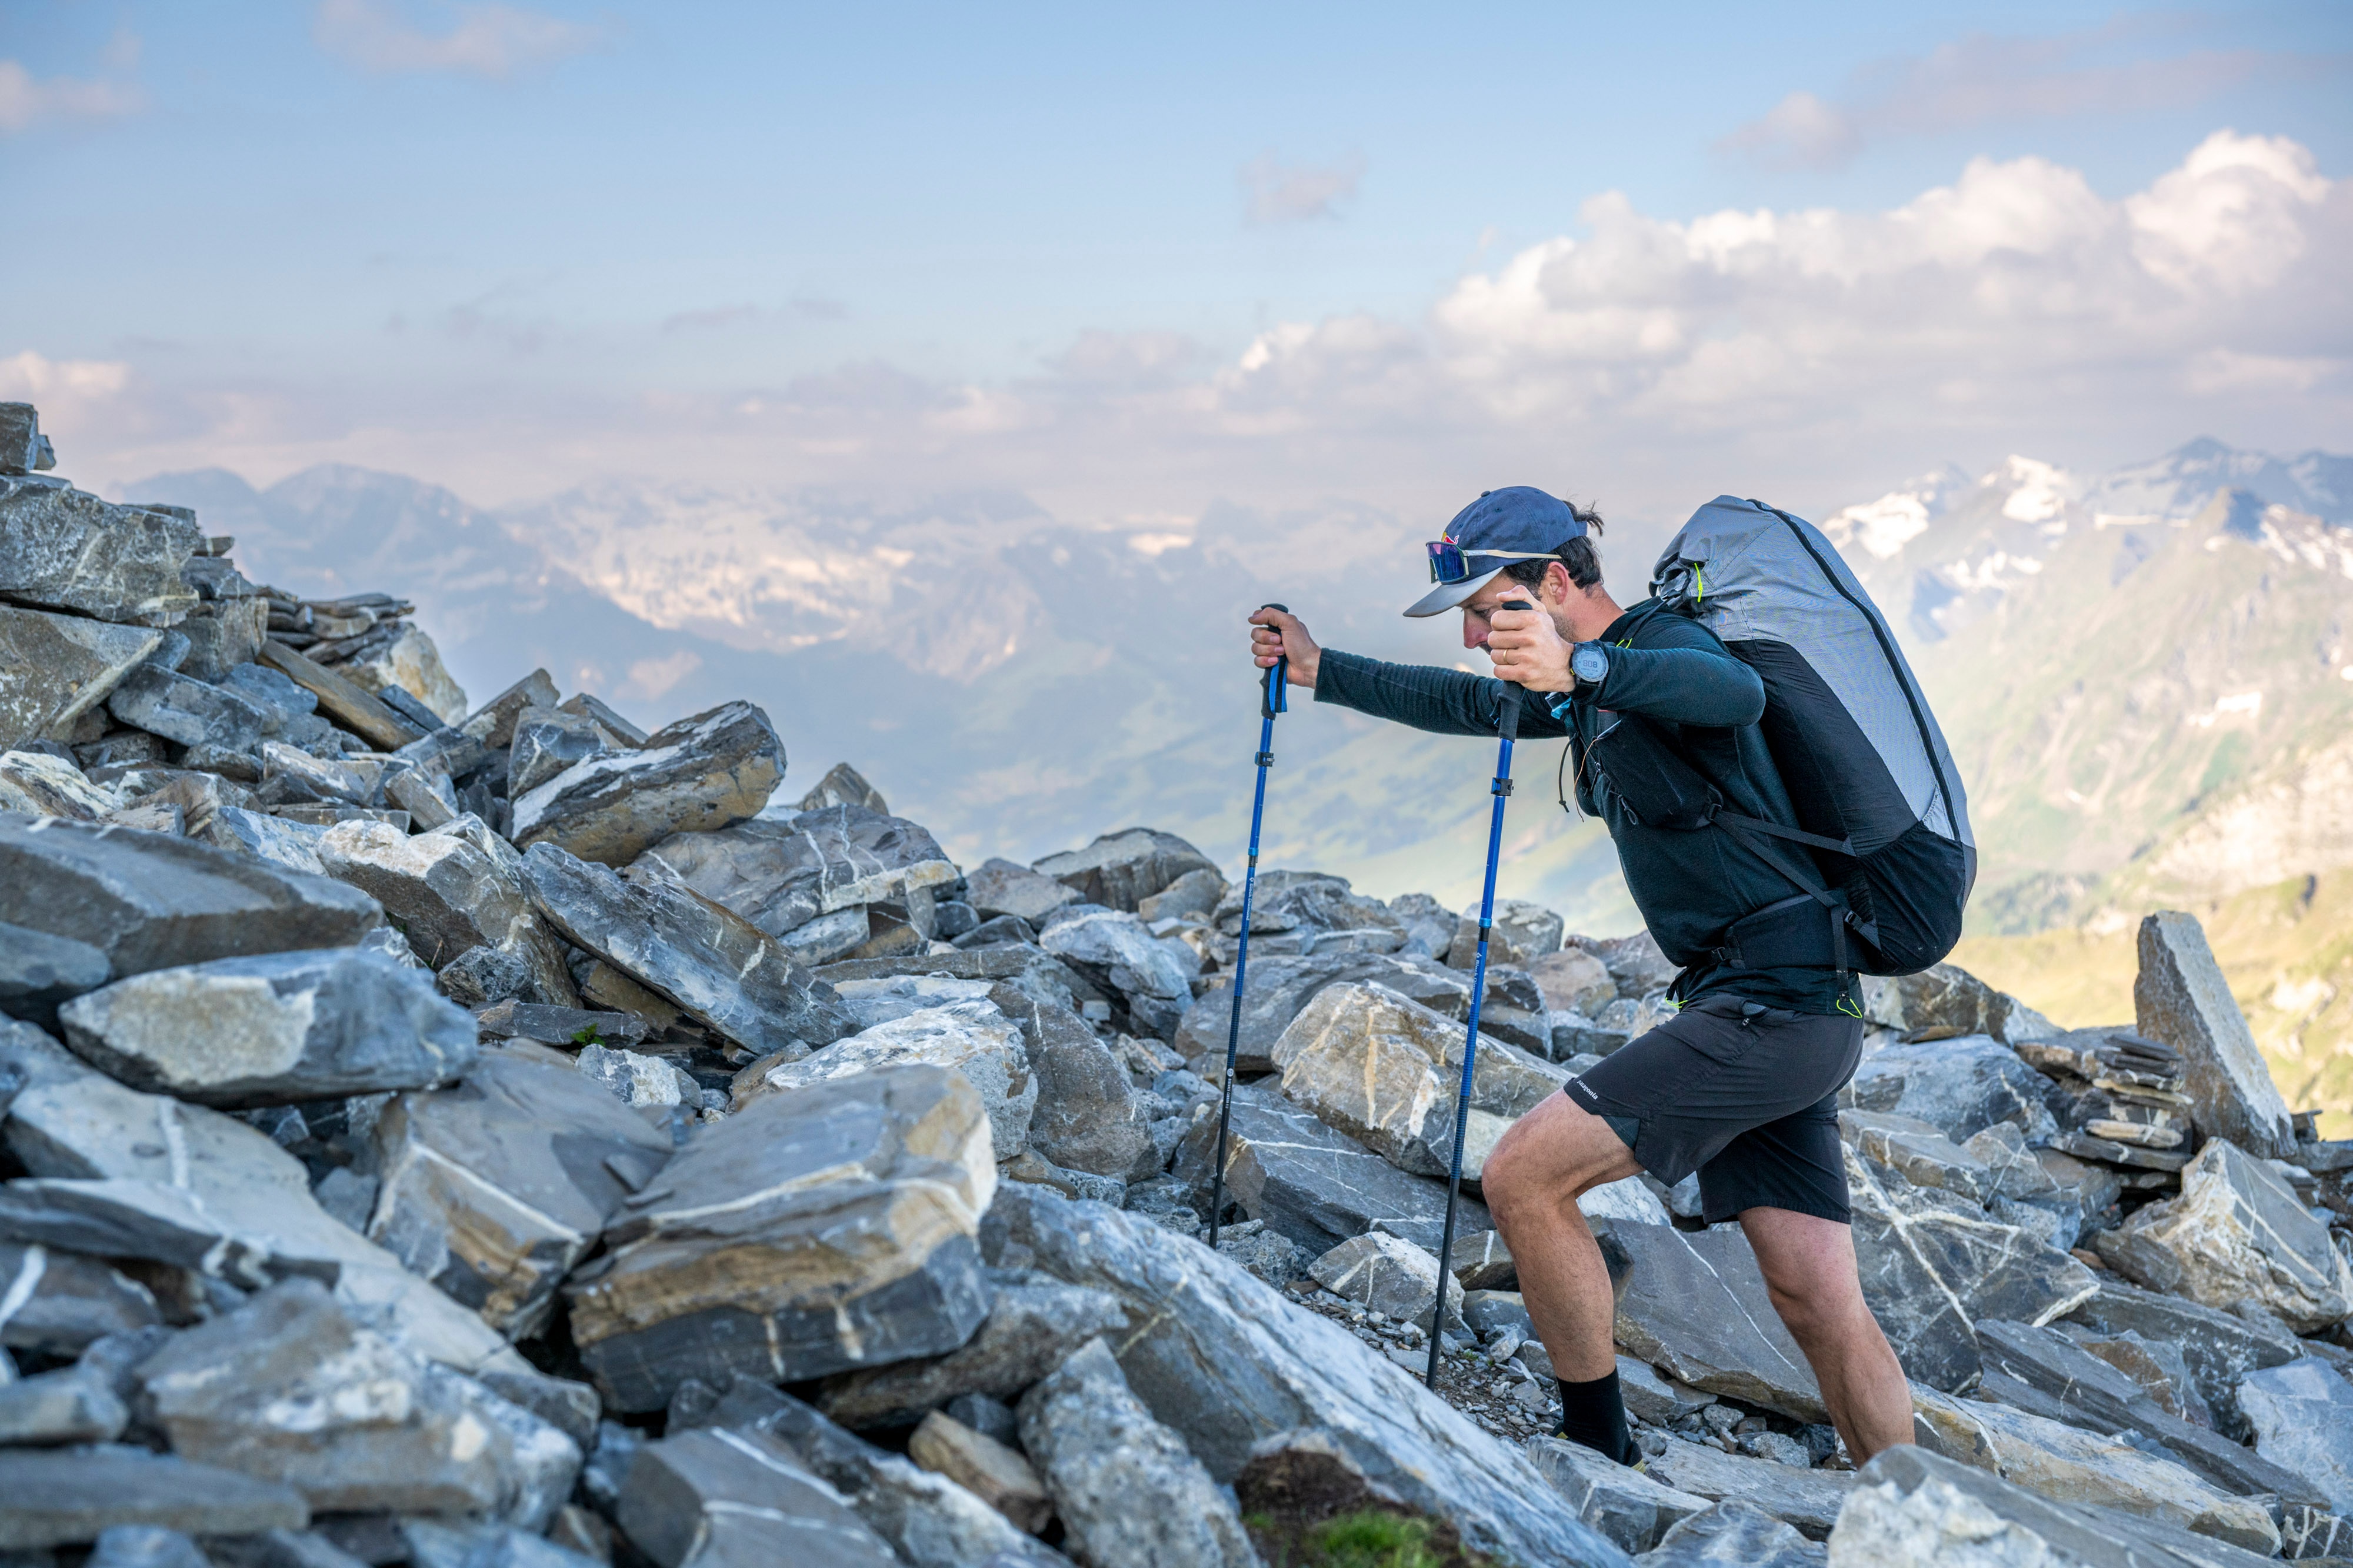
[
  {"left": 510, "top": 700, "right": 784, "bottom": 867},
  {"left": 0, "top": 606, "right": 160, "bottom": 750},
  {"left": 616, "top": 1425, "right": 901, "bottom": 1568},
  {"left": 58, "top": 946, "right": 476, "bottom": 1108},
  {"left": 0, "top": 815, "right": 381, "bottom": 979},
  {"left": 1038, "top": 905, "right": 1196, "bottom": 1037},
  {"left": 2236, "top": 1360, "right": 2353, "bottom": 1512},
  {"left": 0, "top": 1242, "right": 162, "bottom": 1355},
  {"left": 2135, "top": 910, "right": 2297, "bottom": 1159},
  {"left": 1017, "top": 1338, "right": 1263, "bottom": 1568},
  {"left": 0, "top": 402, "right": 52, "bottom": 472},
  {"left": 641, "top": 805, "right": 957, "bottom": 941},
  {"left": 521, "top": 841, "right": 855, "bottom": 1057},
  {"left": 1173, "top": 1084, "right": 1491, "bottom": 1254},
  {"left": 138, "top": 1279, "right": 578, "bottom": 1527},
  {"left": 1841, "top": 1035, "right": 2061, "bottom": 1144},
  {"left": 0, "top": 475, "right": 202, "bottom": 625},
  {"left": 1844, "top": 1146, "right": 2097, "bottom": 1391},
  {"left": 1033, "top": 828, "right": 1216, "bottom": 913},
  {"left": 1175, "top": 950, "right": 1534, "bottom": 1075},
  {"left": 1972, "top": 1317, "right": 2322, "bottom": 1504},
  {"left": 370, "top": 1046, "right": 676, "bottom": 1338},
  {"left": 85, "top": 1525, "right": 214, "bottom": 1568},
  {"left": 318, "top": 818, "right": 581, "bottom": 1007},
  {"left": 2092, "top": 1137, "right": 2353, "bottom": 1332},
  {"left": 0, "top": 1446, "right": 307, "bottom": 1549},
  {"left": 819, "top": 1275, "right": 1129, "bottom": 1429},
  {"left": 0, "top": 919, "right": 111, "bottom": 1029},
  {"left": 509, "top": 706, "right": 607, "bottom": 796},
  {"left": 0, "top": 1363, "right": 129, "bottom": 1446},
  {"left": 0, "top": 1021, "right": 519, "bottom": 1376},
  {"left": 991, "top": 984, "right": 1156, "bottom": 1179},
  {"left": 1840, "top": 1110, "right": 1995, "bottom": 1204},
  {"left": 1524, "top": 1434, "right": 1711, "bottom": 1554},
  {"left": 966, "top": 856, "right": 1080, "bottom": 924},
  {"left": 1832, "top": 1443, "right": 2281, "bottom": 1568},
  {"left": 982, "top": 1184, "right": 1628, "bottom": 1567},
  {"left": 1445, "top": 896, "right": 1564, "bottom": 969},
  {"left": 107, "top": 664, "right": 272, "bottom": 752},
  {"left": 796, "top": 760, "right": 891, "bottom": 814},
  {"left": 1308, "top": 1231, "right": 1465, "bottom": 1333},
  {"left": 565, "top": 1065, "right": 995, "bottom": 1413},
  {"left": 2064, "top": 1280, "right": 2301, "bottom": 1442},
  {"left": 200, "top": 806, "right": 331, "bottom": 875},
  {"left": 1598, "top": 1217, "right": 1828, "bottom": 1423},
  {"left": 1641, "top": 1441, "right": 1855, "bottom": 1540},
  {"left": 1638, "top": 1498, "right": 1824, "bottom": 1566}
]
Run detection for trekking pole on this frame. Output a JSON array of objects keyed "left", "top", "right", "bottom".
[
  {"left": 1427, "top": 608, "right": 1528, "bottom": 1389},
  {"left": 1207, "top": 605, "right": 1289, "bottom": 1250}
]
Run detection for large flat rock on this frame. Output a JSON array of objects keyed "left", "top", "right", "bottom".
[
  {"left": 0, "top": 814, "right": 381, "bottom": 978},
  {"left": 2238, "top": 1360, "right": 2353, "bottom": 1513},
  {"left": 0, "top": 606, "right": 159, "bottom": 749},
  {"left": 0, "top": 475, "right": 201, "bottom": 625},
  {"left": 0, "top": 1446, "right": 307, "bottom": 1549},
  {"left": 2135, "top": 911, "right": 2296, "bottom": 1159},
  {"left": 1596, "top": 1217, "right": 1828, "bottom": 1423},
  {"left": 522, "top": 842, "right": 856, "bottom": 1057},
  {"left": 565, "top": 1064, "right": 997, "bottom": 1413},
  {"left": 1641, "top": 1440, "right": 1855, "bottom": 1539},
  {"left": 0, "top": 1020, "right": 521, "bottom": 1377},
  {"left": 1841, "top": 1035, "right": 2061, "bottom": 1144},
  {"left": 1911, "top": 1384, "right": 2279, "bottom": 1553},
  {"left": 1173, "top": 1084, "right": 1490, "bottom": 1254},
  {"left": 981, "top": 1183, "right": 1630, "bottom": 1567},
  {"left": 371, "top": 1046, "right": 676, "bottom": 1338},
  {"left": 1845, "top": 1146, "right": 2097, "bottom": 1391},
  {"left": 1038, "top": 906, "right": 1195, "bottom": 1038},
  {"left": 57, "top": 946, "right": 476, "bottom": 1107},
  {"left": 137, "top": 1279, "right": 578, "bottom": 1529},
  {"left": 991, "top": 985, "right": 1156, "bottom": 1180},
  {"left": 639, "top": 805, "right": 956, "bottom": 939},
  {"left": 1176, "top": 950, "right": 1528, "bottom": 1075},
  {"left": 511, "top": 700, "right": 784, "bottom": 866},
  {"left": 818, "top": 1275, "right": 1129, "bottom": 1430},
  {"left": 618, "top": 1425, "right": 901, "bottom": 1568}
]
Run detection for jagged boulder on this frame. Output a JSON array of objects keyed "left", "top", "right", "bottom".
[
  {"left": 1033, "top": 828, "right": 1215, "bottom": 912},
  {"left": 2092, "top": 1137, "right": 2353, "bottom": 1332},
  {"left": 511, "top": 700, "right": 784, "bottom": 866},
  {"left": 318, "top": 816, "right": 579, "bottom": 1006},
  {"left": 0, "top": 475, "right": 201, "bottom": 625},
  {"left": 0, "top": 607, "right": 159, "bottom": 750},
  {"left": 1841, "top": 1035, "right": 2061, "bottom": 1143},
  {"left": 741, "top": 998, "right": 1038, "bottom": 1156},
  {"left": 565, "top": 1065, "right": 996, "bottom": 1412},
  {"left": 640, "top": 805, "right": 957, "bottom": 941},
  {"left": 2134, "top": 911, "right": 2298, "bottom": 1159}
]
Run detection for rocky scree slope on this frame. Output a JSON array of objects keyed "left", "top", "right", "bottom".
[{"left": 0, "top": 401, "right": 2349, "bottom": 1567}]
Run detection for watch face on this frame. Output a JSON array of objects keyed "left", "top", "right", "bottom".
[{"left": 1574, "top": 645, "right": 1608, "bottom": 683}]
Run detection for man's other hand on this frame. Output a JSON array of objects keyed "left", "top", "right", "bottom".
[
  {"left": 1249, "top": 606, "right": 1321, "bottom": 689},
  {"left": 1487, "top": 602, "right": 1572, "bottom": 692}
]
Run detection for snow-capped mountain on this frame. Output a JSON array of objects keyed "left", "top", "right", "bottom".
[{"left": 125, "top": 434, "right": 2351, "bottom": 940}]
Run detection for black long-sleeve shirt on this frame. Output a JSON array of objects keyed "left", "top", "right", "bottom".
[{"left": 1314, "top": 600, "right": 1859, "bottom": 1014}]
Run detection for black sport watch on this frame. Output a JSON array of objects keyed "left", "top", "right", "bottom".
[{"left": 1571, "top": 642, "right": 1610, "bottom": 689}]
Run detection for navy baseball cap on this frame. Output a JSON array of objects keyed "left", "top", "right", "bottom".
[{"left": 1405, "top": 485, "right": 1591, "bottom": 618}]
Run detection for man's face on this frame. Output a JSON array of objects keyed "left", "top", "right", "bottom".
[{"left": 1459, "top": 563, "right": 1564, "bottom": 652}]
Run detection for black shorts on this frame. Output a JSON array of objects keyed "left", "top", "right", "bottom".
[{"left": 1562, "top": 993, "right": 1863, "bottom": 1226}]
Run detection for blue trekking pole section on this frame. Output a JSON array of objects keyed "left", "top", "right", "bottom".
[
  {"left": 1208, "top": 604, "right": 1289, "bottom": 1249},
  {"left": 1427, "top": 616, "right": 1527, "bottom": 1389}
]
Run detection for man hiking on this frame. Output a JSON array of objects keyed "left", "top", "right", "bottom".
[{"left": 1247, "top": 484, "right": 1914, "bottom": 1469}]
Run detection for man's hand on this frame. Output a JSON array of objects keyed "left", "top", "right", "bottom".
[
  {"left": 1486, "top": 602, "right": 1572, "bottom": 692},
  {"left": 1249, "top": 606, "right": 1321, "bottom": 689}
]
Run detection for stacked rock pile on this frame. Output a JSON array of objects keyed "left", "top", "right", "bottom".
[{"left": 0, "top": 401, "right": 2350, "bottom": 1567}]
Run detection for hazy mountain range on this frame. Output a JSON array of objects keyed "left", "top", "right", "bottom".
[{"left": 125, "top": 436, "right": 2352, "bottom": 944}]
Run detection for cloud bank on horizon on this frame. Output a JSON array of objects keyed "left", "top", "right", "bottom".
[{"left": 4, "top": 3, "right": 2348, "bottom": 534}]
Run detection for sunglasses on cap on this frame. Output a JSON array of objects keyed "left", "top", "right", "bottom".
[{"left": 1425, "top": 539, "right": 1570, "bottom": 585}]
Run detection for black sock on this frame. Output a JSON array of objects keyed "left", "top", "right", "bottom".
[{"left": 1556, "top": 1368, "right": 1638, "bottom": 1466}]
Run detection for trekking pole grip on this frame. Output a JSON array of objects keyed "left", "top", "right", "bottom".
[{"left": 1259, "top": 603, "right": 1290, "bottom": 719}]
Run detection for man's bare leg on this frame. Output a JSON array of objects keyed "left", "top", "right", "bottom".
[
  {"left": 1739, "top": 1205, "right": 1915, "bottom": 1462},
  {"left": 1480, "top": 1095, "right": 1644, "bottom": 1383}
]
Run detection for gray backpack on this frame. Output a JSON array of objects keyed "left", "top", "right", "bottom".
[{"left": 1644, "top": 495, "right": 1974, "bottom": 977}]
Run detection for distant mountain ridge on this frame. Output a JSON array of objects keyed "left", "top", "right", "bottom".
[{"left": 126, "top": 433, "right": 2351, "bottom": 942}]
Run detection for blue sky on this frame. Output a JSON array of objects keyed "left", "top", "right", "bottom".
[{"left": 6, "top": 2, "right": 2349, "bottom": 519}]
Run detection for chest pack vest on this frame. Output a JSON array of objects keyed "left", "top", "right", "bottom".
[{"left": 1581, "top": 496, "right": 1974, "bottom": 979}]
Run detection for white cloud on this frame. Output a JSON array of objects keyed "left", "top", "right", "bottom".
[
  {"left": 314, "top": 0, "right": 609, "bottom": 79},
  {"left": 0, "top": 54, "right": 144, "bottom": 134},
  {"left": 1723, "top": 24, "right": 2322, "bottom": 168},
  {"left": 22, "top": 131, "right": 2351, "bottom": 529},
  {"left": 1240, "top": 152, "right": 1365, "bottom": 225}
]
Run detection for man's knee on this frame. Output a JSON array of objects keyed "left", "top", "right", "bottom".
[{"left": 1482, "top": 1096, "right": 1638, "bottom": 1217}]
